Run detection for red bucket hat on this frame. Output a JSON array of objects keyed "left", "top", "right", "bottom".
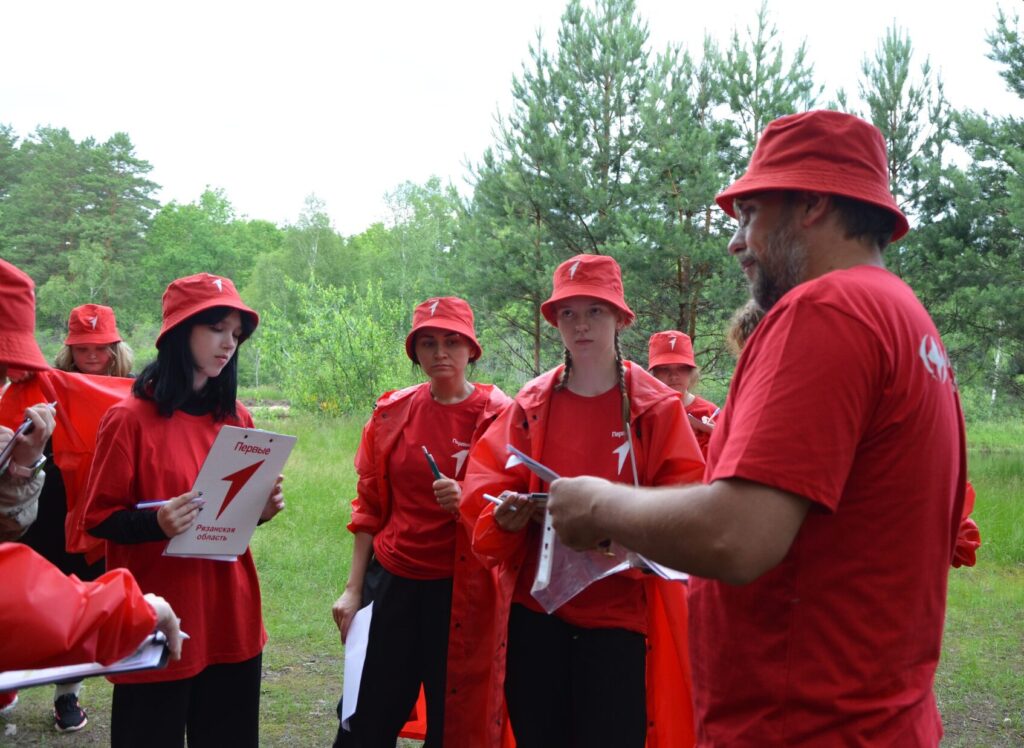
[
  {"left": 647, "top": 330, "right": 696, "bottom": 370},
  {"left": 156, "top": 273, "right": 259, "bottom": 348},
  {"left": 0, "top": 259, "right": 49, "bottom": 371},
  {"left": 540, "top": 254, "right": 635, "bottom": 327},
  {"left": 715, "top": 110, "right": 909, "bottom": 241},
  {"left": 405, "top": 296, "right": 482, "bottom": 362},
  {"left": 64, "top": 304, "right": 122, "bottom": 346}
]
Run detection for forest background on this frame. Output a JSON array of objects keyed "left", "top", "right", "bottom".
[{"left": 2, "top": 0, "right": 1022, "bottom": 419}]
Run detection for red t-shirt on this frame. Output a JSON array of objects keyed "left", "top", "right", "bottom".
[
  {"left": 82, "top": 397, "right": 267, "bottom": 683},
  {"left": 685, "top": 394, "right": 718, "bottom": 458},
  {"left": 512, "top": 386, "right": 647, "bottom": 634},
  {"left": 692, "top": 266, "right": 966, "bottom": 746},
  {"left": 375, "top": 385, "right": 487, "bottom": 579}
]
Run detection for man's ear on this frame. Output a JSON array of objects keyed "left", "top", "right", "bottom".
[{"left": 795, "top": 191, "right": 832, "bottom": 228}]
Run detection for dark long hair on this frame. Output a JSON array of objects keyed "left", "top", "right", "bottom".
[{"left": 132, "top": 306, "right": 256, "bottom": 420}]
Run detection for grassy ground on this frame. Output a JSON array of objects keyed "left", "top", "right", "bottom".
[{"left": 3, "top": 414, "right": 1021, "bottom": 745}]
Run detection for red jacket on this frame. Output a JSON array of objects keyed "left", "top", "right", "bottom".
[
  {"left": 0, "top": 543, "right": 155, "bottom": 671},
  {"left": 0, "top": 371, "right": 133, "bottom": 563},
  {"left": 347, "top": 382, "right": 514, "bottom": 748},
  {"left": 462, "top": 362, "right": 705, "bottom": 747}
]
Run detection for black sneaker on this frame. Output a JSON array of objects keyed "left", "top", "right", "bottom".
[{"left": 53, "top": 693, "right": 88, "bottom": 733}]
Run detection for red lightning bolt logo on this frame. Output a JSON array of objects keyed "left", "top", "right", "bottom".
[{"left": 216, "top": 460, "right": 265, "bottom": 519}]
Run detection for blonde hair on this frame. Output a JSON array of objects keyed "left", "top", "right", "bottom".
[
  {"left": 54, "top": 341, "right": 135, "bottom": 377},
  {"left": 727, "top": 300, "right": 766, "bottom": 357}
]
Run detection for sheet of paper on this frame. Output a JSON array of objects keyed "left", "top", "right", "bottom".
[
  {"left": 340, "top": 602, "right": 374, "bottom": 731},
  {"left": 165, "top": 425, "right": 296, "bottom": 559},
  {"left": 0, "top": 632, "right": 170, "bottom": 690}
]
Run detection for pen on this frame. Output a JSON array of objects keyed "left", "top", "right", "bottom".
[
  {"left": 0, "top": 402, "right": 58, "bottom": 474},
  {"left": 710, "top": 407, "right": 720, "bottom": 419},
  {"left": 421, "top": 446, "right": 443, "bottom": 480},
  {"left": 135, "top": 496, "right": 204, "bottom": 510}
]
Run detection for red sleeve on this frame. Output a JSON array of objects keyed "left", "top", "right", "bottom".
[
  {"left": 0, "top": 544, "right": 156, "bottom": 670},
  {"left": 709, "top": 300, "right": 881, "bottom": 511},
  {"left": 461, "top": 403, "right": 533, "bottom": 567},
  {"left": 641, "top": 396, "right": 705, "bottom": 487},
  {"left": 80, "top": 406, "right": 138, "bottom": 530},
  {"left": 346, "top": 415, "right": 384, "bottom": 535}
]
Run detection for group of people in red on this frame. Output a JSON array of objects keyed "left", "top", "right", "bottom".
[{"left": 1, "top": 108, "right": 979, "bottom": 748}]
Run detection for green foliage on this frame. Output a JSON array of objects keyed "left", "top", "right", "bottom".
[
  {"left": 252, "top": 280, "right": 414, "bottom": 415},
  {"left": 0, "top": 127, "right": 157, "bottom": 284},
  {"left": 718, "top": 1, "right": 822, "bottom": 157}
]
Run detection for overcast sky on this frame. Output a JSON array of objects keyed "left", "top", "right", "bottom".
[{"left": 3, "top": 0, "right": 1020, "bottom": 236}]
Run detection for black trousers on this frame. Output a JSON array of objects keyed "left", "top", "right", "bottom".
[
  {"left": 334, "top": 559, "right": 453, "bottom": 748},
  {"left": 110, "top": 653, "right": 262, "bottom": 748},
  {"left": 505, "top": 603, "right": 647, "bottom": 748}
]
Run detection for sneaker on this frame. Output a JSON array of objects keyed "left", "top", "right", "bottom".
[{"left": 53, "top": 694, "right": 88, "bottom": 733}]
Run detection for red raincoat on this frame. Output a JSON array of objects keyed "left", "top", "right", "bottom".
[
  {"left": 0, "top": 543, "right": 155, "bottom": 671},
  {"left": 346, "top": 382, "right": 514, "bottom": 748},
  {"left": 462, "top": 363, "right": 705, "bottom": 748},
  {"left": 0, "top": 370, "right": 132, "bottom": 563}
]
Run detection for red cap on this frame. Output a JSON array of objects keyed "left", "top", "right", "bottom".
[
  {"left": 647, "top": 330, "right": 696, "bottom": 370},
  {"left": 540, "top": 254, "right": 635, "bottom": 327},
  {"left": 64, "top": 304, "right": 122, "bottom": 346},
  {"left": 0, "top": 259, "right": 49, "bottom": 371},
  {"left": 156, "top": 273, "right": 259, "bottom": 348},
  {"left": 715, "top": 110, "right": 909, "bottom": 241},
  {"left": 405, "top": 297, "right": 482, "bottom": 362}
]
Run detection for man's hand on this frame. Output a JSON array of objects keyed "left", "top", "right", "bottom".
[
  {"left": 143, "top": 593, "right": 183, "bottom": 660},
  {"left": 547, "top": 476, "right": 616, "bottom": 551},
  {"left": 260, "top": 475, "right": 285, "bottom": 522},
  {"left": 157, "top": 491, "right": 203, "bottom": 537},
  {"left": 433, "top": 477, "right": 461, "bottom": 515}
]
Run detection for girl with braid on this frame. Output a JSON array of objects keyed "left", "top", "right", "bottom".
[{"left": 461, "top": 255, "right": 705, "bottom": 748}]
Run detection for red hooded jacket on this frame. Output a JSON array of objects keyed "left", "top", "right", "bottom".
[
  {"left": 346, "top": 381, "right": 514, "bottom": 748},
  {"left": 461, "top": 362, "right": 705, "bottom": 747}
]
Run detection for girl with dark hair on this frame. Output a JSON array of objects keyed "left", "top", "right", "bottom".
[
  {"left": 80, "top": 273, "right": 284, "bottom": 748},
  {"left": 461, "top": 255, "right": 705, "bottom": 748},
  {"left": 331, "top": 296, "right": 512, "bottom": 748}
]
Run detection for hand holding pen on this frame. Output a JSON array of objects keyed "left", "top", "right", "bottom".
[
  {"left": 0, "top": 401, "right": 57, "bottom": 475},
  {"left": 423, "top": 446, "right": 460, "bottom": 515},
  {"left": 156, "top": 491, "right": 205, "bottom": 537}
]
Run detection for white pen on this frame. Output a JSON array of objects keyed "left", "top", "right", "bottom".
[{"left": 135, "top": 496, "right": 204, "bottom": 510}]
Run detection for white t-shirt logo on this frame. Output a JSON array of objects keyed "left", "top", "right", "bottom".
[
  {"left": 568, "top": 260, "right": 581, "bottom": 280},
  {"left": 452, "top": 448, "right": 469, "bottom": 476},
  {"left": 613, "top": 440, "right": 631, "bottom": 475},
  {"left": 919, "top": 335, "right": 949, "bottom": 383}
]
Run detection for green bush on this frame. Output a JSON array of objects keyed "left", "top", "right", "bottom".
[{"left": 252, "top": 280, "right": 414, "bottom": 415}]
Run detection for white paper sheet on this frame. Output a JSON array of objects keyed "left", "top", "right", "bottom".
[{"left": 340, "top": 602, "right": 374, "bottom": 731}]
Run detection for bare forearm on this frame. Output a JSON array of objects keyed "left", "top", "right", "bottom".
[
  {"left": 345, "top": 532, "right": 373, "bottom": 592},
  {"left": 552, "top": 477, "right": 810, "bottom": 585}
]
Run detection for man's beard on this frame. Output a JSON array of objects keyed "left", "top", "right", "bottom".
[{"left": 751, "top": 213, "right": 807, "bottom": 311}]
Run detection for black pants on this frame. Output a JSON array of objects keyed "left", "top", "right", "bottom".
[
  {"left": 335, "top": 559, "right": 453, "bottom": 748},
  {"left": 505, "top": 603, "right": 647, "bottom": 748},
  {"left": 110, "top": 653, "right": 262, "bottom": 748}
]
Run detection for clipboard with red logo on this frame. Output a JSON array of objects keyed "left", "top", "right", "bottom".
[{"left": 164, "top": 425, "right": 296, "bottom": 560}]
